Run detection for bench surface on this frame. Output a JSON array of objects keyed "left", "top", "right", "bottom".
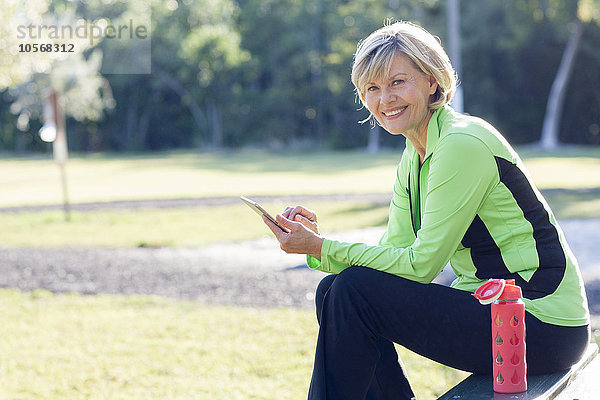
[{"left": 437, "top": 343, "right": 599, "bottom": 400}]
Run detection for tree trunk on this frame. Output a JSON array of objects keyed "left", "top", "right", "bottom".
[
  {"left": 207, "top": 99, "right": 223, "bottom": 148},
  {"left": 154, "top": 67, "right": 207, "bottom": 147},
  {"left": 447, "top": 0, "right": 464, "bottom": 113},
  {"left": 310, "top": 0, "right": 324, "bottom": 146},
  {"left": 540, "top": 19, "right": 584, "bottom": 150},
  {"left": 125, "top": 96, "right": 137, "bottom": 151},
  {"left": 367, "top": 125, "right": 381, "bottom": 153},
  {"left": 137, "top": 108, "right": 150, "bottom": 150},
  {"left": 124, "top": 95, "right": 150, "bottom": 150}
]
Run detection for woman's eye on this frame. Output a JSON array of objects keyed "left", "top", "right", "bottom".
[
  {"left": 367, "top": 86, "right": 378, "bottom": 92},
  {"left": 393, "top": 79, "right": 404, "bottom": 85}
]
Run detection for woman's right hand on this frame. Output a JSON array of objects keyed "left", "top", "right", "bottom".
[{"left": 282, "top": 205, "right": 320, "bottom": 234}]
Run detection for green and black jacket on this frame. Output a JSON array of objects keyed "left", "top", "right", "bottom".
[{"left": 308, "top": 106, "right": 590, "bottom": 327}]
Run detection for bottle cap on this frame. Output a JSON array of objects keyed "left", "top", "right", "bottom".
[
  {"left": 498, "top": 279, "right": 523, "bottom": 300},
  {"left": 472, "top": 279, "right": 505, "bottom": 305}
]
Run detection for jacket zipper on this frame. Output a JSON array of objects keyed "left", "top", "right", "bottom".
[
  {"left": 409, "top": 153, "right": 432, "bottom": 236},
  {"left": 407, "top": 174, "right": 417, "bottom": 235}
]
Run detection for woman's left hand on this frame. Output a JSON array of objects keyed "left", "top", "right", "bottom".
[{"left": 262, "top": 214, "right": 324, "bottom": 260}]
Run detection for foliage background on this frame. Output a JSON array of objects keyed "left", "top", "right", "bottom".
[{"left": 1, "top": 0, "right": 599, "bottom": 153}]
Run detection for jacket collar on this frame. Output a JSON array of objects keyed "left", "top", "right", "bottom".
[
  {"left": 424, "top": 107, "right": 444, "bottom": 160},
  {"left": 405, "top": 106, "right": 448, "bottom": 161}
]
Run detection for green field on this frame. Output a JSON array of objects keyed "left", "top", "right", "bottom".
[
  {"left": 0, "top": 200, "right": 390, "bottom": 248},
  {"left": 2, "top": 147, "right": 599, "bottom": 207},
  {"left": 0, "top": 289, "right": 469, "bottom": 400},
  {"left": 1, "top": 148, "right": 599, "bottom": 248},
  {"left": 0, "top": 150, "right": 400, "bottom": 207},
  {"left": 1, "top": 148, "right": 598, "bottom": 398}
]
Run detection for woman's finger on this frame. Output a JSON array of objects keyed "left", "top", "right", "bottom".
[
  {"left": 294, "top": 214, "right": 319, "bottom": 234},
  {"left": 289, "top": 205, "right": 318, "bottom": 222},
  {"left": 282, "top": 207, "right": 293, "bottom": 218}
]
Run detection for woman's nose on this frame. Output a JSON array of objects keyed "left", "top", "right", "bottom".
[{"left": 381, "top": 86, "right": 396, "bottom": 103}]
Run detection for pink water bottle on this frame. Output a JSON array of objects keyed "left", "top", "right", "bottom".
[{"left": 474, "top": 279, "right": 527, "bottom": 393}]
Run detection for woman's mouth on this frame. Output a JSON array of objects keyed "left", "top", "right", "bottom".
[{"left": 382, "top": 106, "right": 407, "bottom": 118}]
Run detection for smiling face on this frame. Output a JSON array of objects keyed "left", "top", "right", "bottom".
[{"left": 363, "top": 53, "right": 438, "bottom": 140}]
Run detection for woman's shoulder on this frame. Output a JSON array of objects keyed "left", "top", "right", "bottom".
[
  {"left": 438, "top": 106, "right": 499, "bottom": 137},
  {"left": 436, "top": 106, "right": 517, "bottom": 161}
]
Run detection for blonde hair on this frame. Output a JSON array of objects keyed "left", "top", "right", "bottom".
[{"left": 351, "top": 21, "right": 456, "bottom": 111}]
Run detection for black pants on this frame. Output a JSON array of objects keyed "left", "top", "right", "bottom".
[{"left": 308, "top": 267, "right": 590, "bottom": 400}]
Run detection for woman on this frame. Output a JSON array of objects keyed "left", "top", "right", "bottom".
[{"left": 262, "top": 21, "right": 590, "bottom": 400}]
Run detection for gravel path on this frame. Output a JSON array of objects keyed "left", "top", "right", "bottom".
[{"left": 1, "top": 219, "right": 599, "bottom": 328}]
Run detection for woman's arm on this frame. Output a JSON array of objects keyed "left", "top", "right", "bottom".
[{"left": 314, "top": 134, "right": 499, "bottom": 282}]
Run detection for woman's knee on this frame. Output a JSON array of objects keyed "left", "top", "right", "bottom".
[
  {"left": 317, "top": 267, "right": 397, "bottom": 316},
  {"left": 315, "top": 274, "right": 337, "bottom": 323},
  {"left": 334, "top": 266, "right": 388, "bottom": 293},
  {"left": 327, "top": 267, "right": 423, "bottom": 316},
  {"left": 314, "top": 268, "right": 373, "bottom": 322},
  {"left": 316, "top": 274, "right": 337, "bottom": 304},
  {"left": 326, "top": 266, "right": 381, "bottom": 304}
]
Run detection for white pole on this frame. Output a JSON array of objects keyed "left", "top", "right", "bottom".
[
  {"left": 447, "top": 0, "right": 464, "bottom": 113},
  {"left": 49, "top": 90, "right": 71, "bottom": 221}
]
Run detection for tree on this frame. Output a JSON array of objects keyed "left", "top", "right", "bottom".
[
  {"left": 4, "top": 0, "right": 598, "bottom": 152},
  {"left": 178, "top": 1, "right": 250, "bottom": 148},
  {"left": 446, "top": 0, "right": 463, "bottom": 113},
  {"left": 460, "top": 0, "right": 577, "bottom": 144},
  {"left": 0, "top": 0, "right": 51, "bottom": 90},
  {"left": 1, "top": 1, "right": 114, "bottom": 149},
  {"left": 8, "top": 51, "right": 114, "bottom": 128},
  {"left": 540, "top": 0, "right": 599, "bottom": 150}
]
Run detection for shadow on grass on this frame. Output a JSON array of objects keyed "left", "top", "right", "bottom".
[
  {"left": 543, "top": 190, "right": 600, "bottom": 219},
  {"left": 77, "top": 149, "right": 404, "bottom": 175},
  {"left": 515, "top": 145, "right": 600, "bottom": 160}
]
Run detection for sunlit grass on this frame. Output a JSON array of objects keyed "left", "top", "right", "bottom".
[
  {"left": 0, "top": 289, "right": 468, "bottom": 400},
  {"left": 542, "top": 191, "right": 600, "bottom": 219},
  {"left": 0, "top": 192, "right": 596, "bottom": 248},
  {"left": 0, "top": 150, "right": 400, "bottom": 208},
  {"left": 1, "top": 147, "right": 598, "bottom": 208},
  {"left": 1, "top": 148, "right": 597, "bottom": 399},
  {"left": 523, "top": 157, "right": 600, "bottom": 190},
  {"left": 1, "top": 148, "right": 598, "bottom": 248},
  {"left": 0, "top": 201, "right": 389, "bottom": 248}
]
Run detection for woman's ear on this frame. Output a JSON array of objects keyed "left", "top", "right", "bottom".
[{"left": 428, "top": 75, "right": 438, "bottom": 95}]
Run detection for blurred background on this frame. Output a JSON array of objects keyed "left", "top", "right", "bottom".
[
  {"left": 2, "top": 0, "right": 600, "bottom": 154},
  {"left": 1, "top": 1, "right": 599, "bottom": 399}
]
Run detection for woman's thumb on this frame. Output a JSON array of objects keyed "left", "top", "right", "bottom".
[{"left": 277, "top": 214, "right": 298, "bottom": 230}]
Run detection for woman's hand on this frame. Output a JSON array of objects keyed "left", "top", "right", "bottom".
[
  {"left": 282, "top": 205, "right": 320, "bottom": 234},
  {"left": 262, "top": 207, "right": 324, "bottom": 260}
]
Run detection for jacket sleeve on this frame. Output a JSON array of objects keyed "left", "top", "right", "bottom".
[
  {"left": 307, "top": 151, "right": 414, "bottom": 271},
  {"left": 308, "top": 134, "right": 499, "bottom": 282}
]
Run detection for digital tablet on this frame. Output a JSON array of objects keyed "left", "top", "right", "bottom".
[{"left": 240, "top": 196, "right": 290, "bottom": 233}]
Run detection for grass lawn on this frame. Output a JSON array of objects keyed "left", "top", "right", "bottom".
[
  {"left": 1, "top": 148, "right": 598, "bottom": 398},
  {"left": 0, "top": 193, "right": 598, "bottom": 248},
  {"left": 517, "top": 146, "right": 600, "bottom": 190},
  {"left": 0, "top": 289, "right": 469, "bottom": 399},
  {"left": 1, "top": 147, "right": 599, "bottom": 248},
  {"left": 1, "top": 147, "right": 599, "bottom": 208},
  {"left": 0, "top": 150, "right": 401, "bottom": 207},
  {"left": 0, "top": 200, "right": 389, "bottom": 248}
]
